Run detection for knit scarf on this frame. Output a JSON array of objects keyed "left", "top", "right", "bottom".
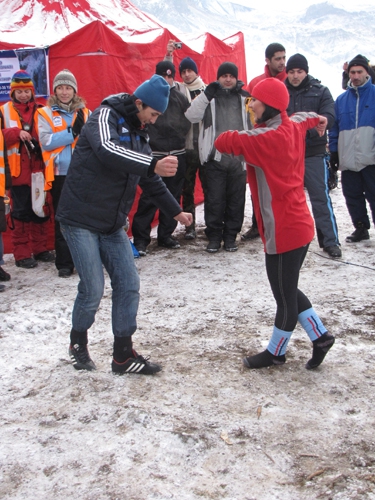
[{"left": 183, "top": 77, "right": 206, "bottom": 102}]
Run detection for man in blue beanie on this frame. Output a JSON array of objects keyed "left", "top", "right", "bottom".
[{"left": 56, "top": 74, "right": 192, "bottom": 376}]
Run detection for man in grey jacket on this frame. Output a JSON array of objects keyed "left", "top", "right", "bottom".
[
  {"left": 286, "top": 53, "right": 341, "bottom": 258},
  {"left": 185, "top": 62, "right": 251, "bottom": 253}
]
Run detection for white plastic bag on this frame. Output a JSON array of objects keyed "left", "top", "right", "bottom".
[{"left": 31, "top": 172, "right": 47, "bottom": 218}]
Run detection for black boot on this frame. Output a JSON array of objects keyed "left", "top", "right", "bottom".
[{"left": 346, "top": 222, "right": 370, "bottom": 243}]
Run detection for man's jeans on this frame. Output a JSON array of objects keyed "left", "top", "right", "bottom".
[{"left": 60, "top": 224, "right": 140, "bottom": 337}]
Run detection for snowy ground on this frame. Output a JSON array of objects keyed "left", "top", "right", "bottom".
[{"left": 1, "top": 181, "right": 375, "bottom": 500}]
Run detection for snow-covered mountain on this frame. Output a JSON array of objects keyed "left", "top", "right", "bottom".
[
  {"left": 0, "top": 0, "right": 161, "bottom": 46},
  {"left": 131, "top": 0, "right": 375, "bottom": 98},
  {"left": 1, "top": 0, "right": 374, "bottom": 98}
]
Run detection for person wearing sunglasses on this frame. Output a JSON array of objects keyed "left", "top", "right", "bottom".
[{"left": 0, "top": 70, "right": 54, "bottom": 269}]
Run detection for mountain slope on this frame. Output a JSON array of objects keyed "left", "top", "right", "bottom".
[{"left": 131, "top": 0, "right": 375, "bottom": 98}]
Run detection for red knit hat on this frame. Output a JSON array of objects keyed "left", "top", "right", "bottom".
[
  {"left": 251, "top": 78, "right": 289, "bottom": 112},
  {"left": 10, "top": 70, "right": 35, "bottom": 97}
]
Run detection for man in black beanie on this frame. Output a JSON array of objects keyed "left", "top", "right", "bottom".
[
  {"left": 185, "top": 61, "right": 251, "bottom": 253},
  {"left": 341, "top": 54, "right": 375, "bottom": 89},
  {"left": 285, "top": 53, "right": 341, "bottom": 258},
  {"left": 329, "top": 54, "right": 375, "bottom": 244},
  {"left": 132, "top": 61, "right": 191, "bottom": 255}
]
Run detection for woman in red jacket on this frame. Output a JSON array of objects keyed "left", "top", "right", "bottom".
[
  {"left": 0, "top": 71, "right": 54, "bottom": 269},
  {"left": 215, "top": 78, "right": 335, "bottom": 370}
]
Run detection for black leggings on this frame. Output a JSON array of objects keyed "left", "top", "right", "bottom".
[{"left": 265, "top": 245, "right": 312, "bottom": 332}]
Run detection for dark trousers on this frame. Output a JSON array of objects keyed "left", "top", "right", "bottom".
[
  {"left": 304, "top": 155, "right": 340, "bottom": 248},
  {"left": 341, "top": 165, "right": 375, "bottom": 229},
  {"left": 203, "top": 160, "right": 246, "bottom": 242},
  {"left": 265, "top": 245, "right": 312, "bottom": 332},
  {"left": 132, "top": 154, "right": 186, "bottom": 246},
  {"left": 51, "top": 176, "right": 74, "bottom": 271},
  {"left": 182, "top": 148, "right": 206, "bottom": 226}
]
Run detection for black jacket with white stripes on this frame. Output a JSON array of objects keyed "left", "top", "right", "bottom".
[{"left": 56, "top": 94, "right": 182, "bottom": 234}]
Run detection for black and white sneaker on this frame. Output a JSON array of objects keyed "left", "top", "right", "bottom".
[
  {"left": 69, "top": 344, "right": 97, "bottom": 371},
  {"left": 112, "top": 350, "right": 161, "bottom": 375}
]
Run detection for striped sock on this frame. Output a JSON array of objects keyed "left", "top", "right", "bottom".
[
  {"left": 298, "top": 308, "right": 327, "bottom": 341},
  {"left": 267, "top": 326, "right": 293, "bottom": 356}
]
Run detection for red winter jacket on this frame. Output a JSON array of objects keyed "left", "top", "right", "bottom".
[
  {"left": 1, "top": 100, "right": 44, "bottom": 186},
  {"left": 215, "top": 111, "right": 319, "bottom": 254},
  {"left": 248, "top": 66, "right": 287, "bottom": 94}
]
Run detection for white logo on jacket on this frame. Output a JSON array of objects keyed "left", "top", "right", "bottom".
[{"left": 53, "top": 116, "right": 63, "bottom": 127}]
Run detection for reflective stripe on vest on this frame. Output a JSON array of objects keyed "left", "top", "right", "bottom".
[
  {"left": 36, "top": 106, "right": 89, "bottom": 190},
  {"left": 0, "top": 133, "right": 6, "bottom": 197},
  {"left": 0, "top": 102, "right": 22, "bottom": 178}
]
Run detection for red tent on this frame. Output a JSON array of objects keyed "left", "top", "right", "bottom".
[
  {"left": 47, "top": 21, "right": 246, "bottom": 110},
  {"left": 0, "top": 11, "right": 247, "bottom": 253}
]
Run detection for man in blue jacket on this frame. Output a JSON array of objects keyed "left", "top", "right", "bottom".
[
  {"left": 329, "top": 55, "right": 375, "bottom": 243},
  {"left": 286, "top": 53, "right": 341, "bottom": 258},
  {"left": 56, "top": 75, "right": 192, "bottom": 375}
]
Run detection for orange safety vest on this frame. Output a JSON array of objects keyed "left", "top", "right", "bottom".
[
  {"left": 35, "top": 107, "right": 90, "bottom": 190},
  {"left": 0, "top": 101, "right": 24, "bottom": 178},
  {"left": 0, "top": 130, "right": 5, "bottom": 197}
]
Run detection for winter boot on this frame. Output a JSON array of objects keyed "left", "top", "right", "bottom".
[{"left": 346, "top": 222, "right": 370, "bottom": 243}]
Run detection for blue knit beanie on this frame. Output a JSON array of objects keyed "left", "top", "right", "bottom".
[
  {"left": 134, "top": 75, "right": 170, "bottom": 113},
  {"left": 179, "top": 57, "right": 198, "bottom": 76}
]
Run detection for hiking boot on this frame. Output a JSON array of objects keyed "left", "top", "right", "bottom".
[
  {"left": 0, "top": 266, "right": 11, "bottom": 281},
  {"left": 241, "top": 226, "right": 260, "bottom": 241},
  {"left": 69, "top": 344, "right": 97, "bottom": 371},
  {"left": 306, "top": 333, "right": 335, "bottom": 370},
  {"left": 346, "top": 223, "right": 369, "bottom": 243},
  {"left": 112, "top": 350, "right": 161, "bottom": 375},
  {"left": 158, "top": 237, "right": 180, "bottom": 249},
  {"left": 58, "top": 268, "right": 73, "bottom": 278},
  {"left": 206, "top": 241, "right": 221, "bottom": 253},
  {"left": 224, "top": 240, "right": 238, "bottom": 252},
  {"left": 35, "top": 251, "right": 55, "bottom": 262},
  {"left": 185, "top": 226, "right": 196, "bottom": 240},
  {"left": 15, "top": 257, "right": 38, "bottom": 269},
  {"left": 323, "top": 245, "right": 342, "bottom": 258}
]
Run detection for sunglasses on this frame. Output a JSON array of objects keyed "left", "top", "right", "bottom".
[{"left": 13, "top": 78, "right": 32, "bottom": 84}]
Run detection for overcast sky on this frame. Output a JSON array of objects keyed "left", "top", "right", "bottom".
[{"left": 233, "top": 0, "right": 374, "bottom": 11}]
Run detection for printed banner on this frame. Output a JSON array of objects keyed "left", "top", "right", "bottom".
[{"left": 0, "top": 48, "right": 48, "bottom": 101}]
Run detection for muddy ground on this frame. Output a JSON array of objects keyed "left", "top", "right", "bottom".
[{"left": 1, "top": 186, "right": 375, "bottom": 499}]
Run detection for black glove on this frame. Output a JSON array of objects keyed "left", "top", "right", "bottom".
[
  {"left": 204, "top": 81, "right": 221, "bottom": 101},
  {"left": 327, "top": 168, "right": 338, "bottom": 190},
  {"left": 329, "top": 151, "right": 339, "bottom": 172},
  {"left": 72, "top": 109, "right": 85, "bottom": 138}
]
